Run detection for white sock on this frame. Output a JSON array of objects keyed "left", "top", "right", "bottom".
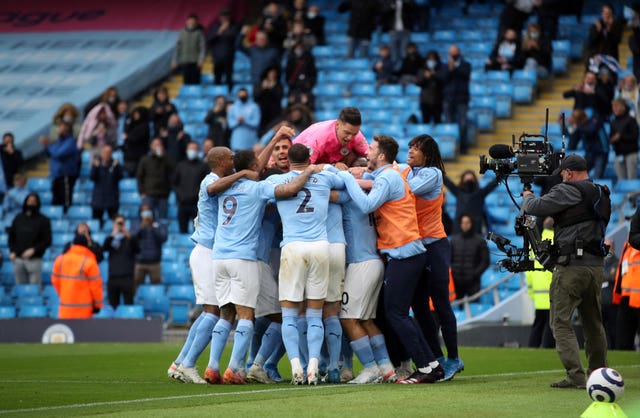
[{"left": 418, "top": 366, "right": 432, "bottom": 374}]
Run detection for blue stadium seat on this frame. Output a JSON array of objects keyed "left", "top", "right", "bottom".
[
  {"left": 167, "top": 285, "right": 196, "bottom": 307},
  {"left": 141, "top": 295, "right": 170, "bottom": 319},
  {"left": 93, "top": 304, "right": 115, "bottom": 319},
  {"left": 179, "top": 85, "right": 202, "bottom": 98},
  {"left": 404, "top": 84, "right": 421, "bottom": 96},
  {"left": 344, "top": 59, "right": 370, "bottom": 71},
  {"left": 184, "top": 98, "right": 210, "bottom": 111},
  {"left": 405, "top": 124, "right": 432, "bottom": 138},
  {"left": 40, "top": 205, "right": 64, "bottom": 220},
  {"left": 27, "top": 177, "right": 51, "bottom": 193},
  {"left": 17, "top": 296, "right": 44, "bottom": 307},
  {"left": 173, "top": 234, "right": 194, "bottom": 249},
  {"left": 183, "top": 123, "right": 208, "bottom": 140},
  {"left": 171, "top": 304, "right": 191, "bottom": 326},
  {"left": 485, "top": 70, "right": 510, "bottom": 84},
  {"left": 52, "top": 232, "right": 75, "bottom": 248},
  {"left": 114, "top": 304, "right": 144, "bottom": 319},
  {"left": 119, "top": 178, "right": 138, "bottom": 192},
  {"left": 350, "top": 83, "right": 376, "bottom": 97},
  {"left": 66, "top": 205, "right": 93, "bottom": 221},
  {"left": 615, "top": 179, "right": 640, "bottom": 194},
  {"left": 323, "top": 71, "right": 354, "bottom": 84},
  {"left": 454, "top": 308, "right": 466, "bottom": 322},
  {"left": 41, "top": 285, "right": 58, "bottom": 301},
  {"left": 135, "top": 284, "right": 166, "bottom": 304},
  {"left": 10, "top": 284, "right": 40, "bottom": 299},
  {"left": 313, "top": 83, "right": 346, "bottom": 97},
  {"left": 312, "top": 45, "right": 334, "bottom": 58},
  {"left": 432, "top": 30, "right": 456, "bottom": 42},
  {"left": 18, "top": 304, "right": 48, "bottom": 318},
  {"left": 468, "top": 303, "right": 492, "bottom": 318},
  {"left": 470, "top": 83, "right": 489, "bottom": 97},
  {"left": 202, "top": 85, "right": 229, "bottom": 99},
  {"left": 50, "top": 219, "right": 70, "bottom": 233},
  {"left": 39, "top": 191, "right": 53, "bottom": 205},
  {"left": 468, "top": 108, "right": 495, "bottom": 132},
  {"left": 162, "top": 262, "right": 191, "bottom": 285},
  {"left": 378, "top": 84, "right": 403, "bottom": 97},
  {"left": 356, "top": 97, "right": 385, "bottom": 110},
  {"left": 0, "top": 306, "right": 16, "bottom": 319},
  {"left": 433, "top": 123, "right": 460, "bottom": 139}
]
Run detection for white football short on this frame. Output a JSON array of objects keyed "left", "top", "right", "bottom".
[
  {"left": 189, "top": 244, "right": 218, "bottom": 306},
  {"left": 213, "top": 258, "right": 260, "bottom": 308},
  {"left": 340, "top": 258, "right": 384, "bottom": 320},
  {"left": 255, "top": 260, "right": 281, "bottom": 317},
  {"left": 279, "top": 240, "right": 330, "bottom": 302},
  {"left": 326, "top": 242, "right": 346, "bottom": 303}
]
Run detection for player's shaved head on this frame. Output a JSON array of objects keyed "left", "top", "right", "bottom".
[{"left": 207, "top": 146, "right": 232, "bottom": 167}]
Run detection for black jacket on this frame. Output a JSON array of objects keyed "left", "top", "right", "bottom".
[
  {"left": 90, "top": 160, "right": 123, "bottom": 210},
  {"left": 440, "top": 59, "right": 471, "bottom": 105},
  {"left": 444, "top": 176, "right": 500, "bottom": 234},
  {"left": 450, "top": 231, "right": 489, "bottom": 287},
  {"left": 610, "top": 110, "right": 639, "bottom": 156},
  {"left": 123, "top": 107, "right": 151, "bottom": 163},
  {"left": 8, "top": 194, "right": 52, "bottom": 258},
  {"left": 104, "top": 234, "right": 139, "bottom": 279},
  {"left": 173, "top": 158, "right": 209, "bottom": 205},
  {"left": 136, "top": 153, "right": 174, "bottom": 198}
]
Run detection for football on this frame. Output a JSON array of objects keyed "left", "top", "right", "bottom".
[{"left": 586, "top": 367, "right": 624, "bottom": 403}]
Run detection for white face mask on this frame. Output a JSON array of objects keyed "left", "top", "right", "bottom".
[
  {"left": 186, "top": 149, "right": 199, "bottom": 160},
  {"left": 154, "top": 147, "right": 163, "bottom": 157},
  {"left": 427, "top": 60, "right": 437, "bottom": 70},
  {"left": 307, "top": 12, "right": 317, "bottom": 19}
]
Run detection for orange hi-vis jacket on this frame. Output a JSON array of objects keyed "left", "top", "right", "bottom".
[
  {"left": 613, "top": 242, "right": 640, "bottom": 308},
  {"left": 401, "top": 165, "right": 447, "bottom": 240},
  {"left": 52, "top": 244, "right": 104, "bottom": 319},
  {"left": 374, "top": 166, "right": 421, "bottom": 250}
]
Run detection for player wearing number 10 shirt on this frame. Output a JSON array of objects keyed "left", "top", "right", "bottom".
[{"left": 265, "top": 143, "right": 345, "bottom": 385}]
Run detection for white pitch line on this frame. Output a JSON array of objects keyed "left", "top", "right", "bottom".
[{"left": 1, "top": 364, "right": 638, "bottom": 415}]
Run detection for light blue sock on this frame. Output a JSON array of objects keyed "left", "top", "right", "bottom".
[
  {"left": 323, "top": 315, "right": 342, "bottom": 371},
  {"left": 182, "top": 313, "right": 219, "bottom": 367},
  {"left": 370, "top": 333, "right": 392, "bottom": 367},
  {"left": 207, "top": 319, "right": 232, "bottom": 371},
  {"left": 228, "top": 319, "right": 254, "bottom": 372},
  {"left": 254, "top": 322, "right": 282, "bottom": 366},
  {"left": 341, "top": 334, "right": 353, "bottom": 369},
  {"left": 248, "top": 316, "right": 271, "bottom": 368},
  {"left": 306, "top": 308, "right": 324, "bottom": 362},
  {"left": 296, "top": 315, "right": 309, "bottom": 368},
  {"left": 351, "top": 336, "right": 377, "bottom": 369},
  {"left": 265, "top": 339, "right": 286, "bottom": 369},
  {"left": 174, "top": 312, "right": 204, "bottom": 364},
  {"left": 281, "top": 308, "right": 300, "bottom": 362}
]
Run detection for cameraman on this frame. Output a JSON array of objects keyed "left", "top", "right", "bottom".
[{"left": 521, "top": 154, "right": 608, "bottom": 390}]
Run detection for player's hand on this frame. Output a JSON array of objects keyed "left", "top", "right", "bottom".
[
  {"left": 9, "top": 252, "right": 16, "bottom": 262},
  {"left": 38, "top": 135, "right": 50, "bottom": 146},
  {"left": 272, "top": 125, "right": 295, "bottom": 143},
  {"left": 241, "top": 169, "right": 259, "bottom": 181},
  {"left": 348, "top": 166, "right": 367, "bottom": 178},
  {"left": 309, "top": 164, "right": 323, "bottom": 174},
  {"left": 357, "top": 179, "right": 374, "bottom": 191}
]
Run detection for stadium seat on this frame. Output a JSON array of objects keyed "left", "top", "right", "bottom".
[
  {"left": 344, "top": 59, "right": 370, "bottom": 71},
  {"left": 66, "top": 205, "right": 93, "bottom": 221},
  {"left": 614, "top": 179, "right": 640, "bottom": 194},
  {"left": 119, "top": 178, "right": 138, "bottom": 192},
  {"left": 39, "top": 191, "right": 53, "bottom": 205},
  {"left": 27, "top": 177, "right": 52, "bottom": 193},
  {"left": 470, "top": 83, "right": 489, "bottom": 97},
  {"left": 170, "top": 304, "right": 191, "bottom": 326},
  {"left": 167, "top": 285, "right": 196, "bottom": 307},
  {"left": 0, "top": 306, "right": 16, "bottom": 319},
  {"left": 46, "top": 297, "right": 59, "bottom": 318},
  {"left": 405, "top": 124, "right": 432, "bottom": 138},
  {"left": 42, "top": 285, "right": 58, "bottom": 301},
  {"left": 350, "top": 83, "right": 376, "bottom": 97},
  {"left": 432, "top": 30, "right": 456, "bottom": 42},
  {"left": 485, "top": 70, "right": 510, "bottom": 84},
  {"left": 141, "top": 295, "right": 170, "bottom": 319},
  {"left": 40, "top": 205, "right": 64, "bottom": 220},
  {"left": 18, "top": 304, "right": 48, "bottom": 318},
  {"left": 52, "top": 232, "right": 75, "bottom": 248},
  {"left": 16, "top": 296, "right": 45, "bottom": 307},
  {"left": 404, "top": 84, "right": 421, "bottom": 96},
  {"left": 468, "top": 303, "right": 492, "bottom": 318},
  {"left": 202, "top": 85, "right": 229, "bottom": 99},
  {"left": 10, "top": 284, "right": 40, "bottom": 299},
  {"left": 135, "top": 284, "right": 166, "bottom": 304},
  {"left": 114, "top": 304, "right": 144, "bottom": 319},
  {"left": 50, "top": 219, "right": 70, "bottom": 233},
  {"left": 322, "top": 71, "right": 354, "bottom": 84},
  {"left": 179, "top": 85, "right": 202, "bottom": 98},
  {"left": 313, "top": 83, "right": 346, "bottom": 97},
  {"left": 162, "top": 262, "right": 191, "bottom": 285},
  {"left": 378, "top": 84, "right": 403, "bottom": 97},
  {"left": 93, "top": 304, "right": 115, "bottom": 319}
]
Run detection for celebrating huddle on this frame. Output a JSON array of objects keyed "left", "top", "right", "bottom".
[{"left": 167, "top": 107, "right": 463, "bottom": 386}]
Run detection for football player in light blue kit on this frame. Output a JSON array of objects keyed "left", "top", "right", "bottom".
[
  {"left": 169, "top": 146, "right": 256, "bottom": 384},
  {"left": 204, "top": 148, "right": 318, "bottom": 384},
  {"left": 265, "top": 143, "right": 345, "bottom": 385}
]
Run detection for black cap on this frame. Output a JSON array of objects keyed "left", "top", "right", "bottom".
[{"left": 552, "top": 154, "right": 588, "bottom": 176}]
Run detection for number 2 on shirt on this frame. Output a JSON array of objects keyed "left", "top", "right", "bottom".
[{"left": 296, "top": 187, "right": 315, "bottom": 213}]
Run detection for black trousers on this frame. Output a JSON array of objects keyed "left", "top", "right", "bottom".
[
  {"left": 615, "top": 297, "right": 640, "bottom": 350},
  {"left": 182, "top": 63, "right": 201, "bottom": 85},
  {"left": 52, "top": 175, "right": 77, "bottom": 213},
  {"left": 108, "top": 277, "right": 135, "bottom": 309},
  {"left": 178, "top": 203, "right": 197, "bottom": 234},
  {"left": 213, "top": 57, "right": 234, "bottom": 89},
  {"left": 528, "top": 309, "right": 556, "bottom": 348}
]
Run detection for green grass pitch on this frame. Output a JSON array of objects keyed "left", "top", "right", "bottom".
[{"left": 0, "top": 343, "right": 638, "bottom": 417}]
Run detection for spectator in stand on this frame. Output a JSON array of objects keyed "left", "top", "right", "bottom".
[
  {"left": 283, "top": 19, "right": 317, "bottom": 52},
  {"left": 63, "top": 222, "right": 104, "bottom": 263},
  {"left": 615, "top": 74, "right": 640, "bottom": 127},
  {"left": 115, "top": 100, "right": 128, "bottom": 149},
  {"left": 497, "top": 0, "right": 535, "bottom": 37},
  {"left": 204, "top": 95, "right": 230, "bottom": 147},
  {"left": 39, "top": 122, "right": 79, "bottom": 214},
  {"left": 8, "top": 192, "right": 51, "bottom": 289},
  {"left": 397, "top": 42, "right": 425, "bottom": 86},
  {"left": 255, "top": 66, "right": 284, "bottom": 135},
  {"left": 237, "top": 29, "right": 280, "bottom": 89},
  {"left": 521, "top": 22, "right": 552, "bottom": 79},
  {"left": 160, "top": 113, "right": 191, "bottom": 164},
  {"left": 260, "top": 2, "right": 288, "bottom": 54},
  {"left": 208, "top": 7, "right": 238, "bottom": 90},
  {"left": 628, "top": 4, "right": 640, "bottom": 81},
  {"left": 416, "top": 50, "right": 444, "bottom": 124},
  {"left": 339, "top": 0, "right": 378, "bottom": 58},
  {"left": 285, "top": 103, "right": 313, "bottom": 132},
  {"left": 104, "top": 214, "right": 139, "bottom": 309},
  {"left": 441, "top": 45, "right": 471, "bottom": 153},
  {"left": 132, "top": 203, "right": 167, "bottom": 290},
  {"left": 84, "top": 86, "right": 119, "bottom": 117},
  {"left": 1, "top": 132, "right": 24, "bottom": 188},
  {"left": 587, "top": 4, "right": 624, "bottom": 61},
  {"left": 123, "top": 106, "right": 151, "bottom": 177},
  {"left": 444, "top": 170, "right": 500, "bottom": 234},
  {"left": 151, "top": 86, "right": 177, "bottom": 136},
  {"left": 136, "top": 138, "right": 174, "bottom": 220},
  {"left": 537, "top": 0, "right": 561, "bottom": 41},
  {"left": 380, "top": 0, "right": 417, "bottom": 66},
  {"left": 563, "top": 70, "right": 611, "bottom": 119},
  {"left": 90, "top": 144, "right": 123, "bottom": 228},
  {"left": 609, "top": 98, "right": 639, "bottom": 180},
  {"left": 601, "top": 238, "right": 619, "bottom": 349},
  {"left": 304, "top": 5, "right": 326, "bottom": 46},
  {"left": 228, "top": 88, "right": 261, "bottom": 151},
  {"left": 78, "top": 102, "right": 118, "bottom": 151},
  {"left": 485, "top": 28, "right": 525, "bottom": 73},
  {"left": 563, "top": 109, "right": 609, "bottom": 179},
  {"left": 202, "top": 138, "right": 214, "bottom": 160},
  {"left": 526, "top": 216, "right": 555, "bottom": 348},
  {"left": 285, "top": 41, "right": 317, "bottom": 105},
  {"left": 47, "top": 103, "right": 82, "bottom": 142},
  {"left": 290, "top": 0, "right": 307, "bottom": 20},
  {"left": 3, "top": 173, "right": 29, "bottom": 226},
  {"left": 372, "top": 44, "right": 395, "bottom": 87},
  {"left": 52, "top": 232, "right": 103, "bottom": 319},
  {"left": 449, "top": 214, "right": 489, "bottom": 300},
  {"left": 173, "top": 141, "right": 209, "bottom": 234},
  {"left": 172, "top": 13, "right": 206, "bottom": 85}
]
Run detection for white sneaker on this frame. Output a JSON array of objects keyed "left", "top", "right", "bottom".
[
  {"left": 291, "top": 366, "right": 305, "bottom": 385},
  {"left": 247, "top": 364, "right": 275, "bottom": 384},
  {"left": 177, "top": 365, "right": 206, "bottom": 384},
  {"left": 307, "top": 366, "right": 319, "bottom": 386},
  {"left": 379, "top": 364, "right": 397, "bottom": 383},
  {"left": 167, "top": 362, "right": 184, "bottom": 381},
  {"left": 348, "top": 366, "right": 383, "bottom": 384},
  {"left": 340, "top": 367, "right": 354, "bottom": 383}
]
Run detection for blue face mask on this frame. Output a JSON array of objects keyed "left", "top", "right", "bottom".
[
  {"left": 141, "top": 210, "right": 153, "bottom": 219},
  {"left": 427, "top": 59, "right": 437, "bottom": 70}
]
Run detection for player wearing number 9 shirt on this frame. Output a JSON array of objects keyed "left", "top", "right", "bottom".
[{"left": 265, "top": 143, "right": 345, "bottom": 385}]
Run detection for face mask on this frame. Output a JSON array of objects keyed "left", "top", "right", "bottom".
[
  {"left": 186, "top": 149, "right": 199, "bottom": 160},
  {"left": 463, "top": 180, "right": 475, "bottom": 191},
  {"left": 294, "top": 48, "right": 303, "bottom": 57},
  {"left": 238, "top": 96, "right": 248, "bottom": 103},
  {"left": 307, "top": 12, "right": 317, "bottom": 19},
  {"left": 63, "top": 116, "right": 73, "bottom": 123},
  {"left": 529, "top": 32, "right": 539, "bottom": 40},
  {"left": 108, "top": 97, "right": 115, "bottom": 104},
  {"left": 499, "top": 43, "right": 515, "bottom": 59},
  {"left": 427, "top": 59, "right": 437, "bottom": 70},
  {"left": 585, "top": 83, "right": 596, "bottom": 90},
  {"left": 25, "top": 204, "right": 38, "bottom": 214},
  {"left": 141, "top": 210, "right": 153, "bottom": 219},
  {"left": 154, "top": 147, "right": 163, "bottom": 157}
]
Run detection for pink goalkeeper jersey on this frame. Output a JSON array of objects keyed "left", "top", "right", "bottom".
[{"left": 293, "top": 119, "right": 369, "bottom": 164}]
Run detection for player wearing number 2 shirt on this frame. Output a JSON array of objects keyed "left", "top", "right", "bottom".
[{"left": 265, "top": 143, "right": 344, "bottom": 385}]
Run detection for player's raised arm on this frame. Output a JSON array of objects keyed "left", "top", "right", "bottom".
[
  {"left": 273, "top": 164, "right": 321, "bottom": 198},
  {"left": 206, "top": 169, "right": 257, "bottom": 195},
  {"left": 257, "top": 124, "right": 296, "bottom": 173}
]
